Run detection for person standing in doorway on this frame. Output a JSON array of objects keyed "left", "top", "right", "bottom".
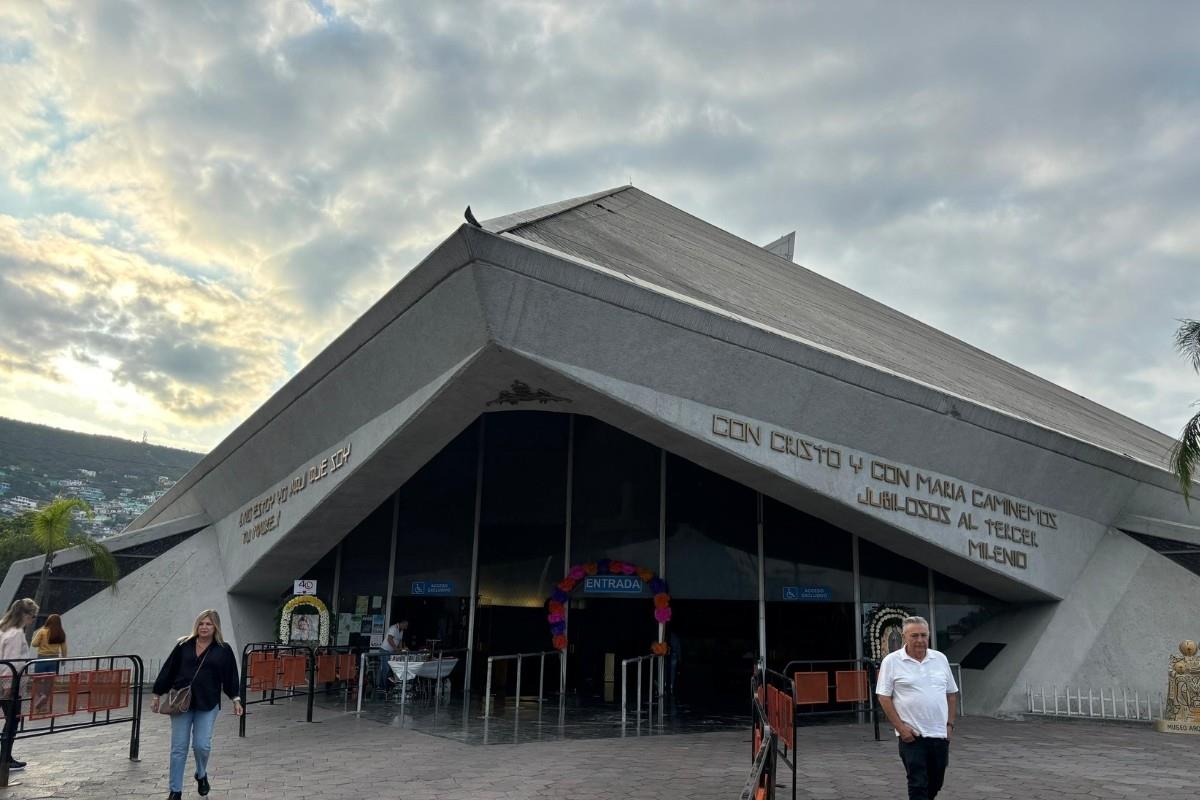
[
  {"left": 152, "top": 610, "right": 242, "bottom": 800},
  {"left": 875, "top": 616, "right": 958, "bottom": 800},
  {"left": 378, "top": 618, "right": 410, "bottom": 691}
]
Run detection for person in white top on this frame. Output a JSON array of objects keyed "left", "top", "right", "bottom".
[
  {"left": 0, "top": 597, "right": 38, "bottom": 773},
  {"left": 875, "top": 616, "right": 958, "bottom": 800},
  {"left": 377, "top": 619, "right": 409, "bottom": 690}
]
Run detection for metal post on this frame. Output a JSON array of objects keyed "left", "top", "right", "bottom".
[
  {"left": 621, "top": 659, "right": 628, "bottom": 726},
  {"left": 515, "top": 654, "right": 523, "bottom": 709},
  {"left": 756, "top": 493, "right": 766, "bottom": 663},
  {"left": 957, "top": 665, "right": 964, "bottom": 716},
  {"left": 306, "top": 650, "right": 316, "bottom": 723},
  {"left": 484, "top": 657, "right": 493, "bottom": 718},
  {"left": 331, "top": 540, "right": 343, "bottom": 621},
  {"left": 130, "top": 655, "right": 143, "bottom": 761},
  {"left": 637, "top": 658, "right": 643, "bottom": 722},
  {"left": 538, "top": 652, "right": 546, "bottom": 703},
  {"left": 559, "top": 650, "right": 566, "bottom": 697},
  {"left": 356, "top": 652, "right": 366, "bottom": 713},
  {"left": 0, "top": 663, "right": 21, "bottom": 788},
  {"left": 384, "top": 493, "right": 399, "bottom": 635},
  {"left": 562, "top": 416, "right": 574, "bottom": 697},
  {"left": 927, "top": 568, "right": 937, "bottom": 650},
  {"left": 465, "top": 418, "right": 485, "bottom": 704},
  {"left": 434, "top": 651, "right": 444, "bottom": 715}
]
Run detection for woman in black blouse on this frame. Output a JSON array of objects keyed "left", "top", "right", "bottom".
[{"left": 152, "top": 610, "right": 243, "bottom": 800}]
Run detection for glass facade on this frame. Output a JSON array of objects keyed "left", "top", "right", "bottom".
[{"left": 302, "top": 410, "right": 1007, "bottom": 698}]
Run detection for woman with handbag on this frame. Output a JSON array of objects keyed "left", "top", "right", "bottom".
[
  {"left": 30, "top": 613, "right": 67, "bottom": 712},
  {"left": 0, "top": 598, "right": 38, "bottom": 772},
  {"left": 151, "top": 609, "right": 243, "bottom": 800}
]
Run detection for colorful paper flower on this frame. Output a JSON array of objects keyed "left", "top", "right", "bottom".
[
  {"left": 569, "top": 565, "right": 586, "bottom": 580},
  {"left": 651, "top": 641, "right": 670, "bottom": 656},
  {"left": 551, "top": 588, "right": 568, "bottom": 603},
  {"left": 597, "top": 559, "right": 611, "bottom": 574},
  {"left": 547, "top": 563, "right": 670, "bottom": 653},
  {"left": 653, "top": 593, "right": 671, "bottom": 608},
  {"left": 654, "top": 607, "right": 672, "bottom": 623},
  {"left": 637, "top": 568, "right": 654, "bottom": 582},
  {"left": 548, "top": 600, "right": 565, "bottom": 615},
  {"left": 649, "top": 577, "right": 667, "bottom": 594},
  {"left": 620, "top": 562, "right": 636, "bottom": 575},
  {"left": 547, "top": 612, "right": 564, "bottom": 624},
  {"left": 584, "top": 562, "right": 598, "bottom": 576},
  {"left": 608, "top": 560, "right": 624, "bottom": 574},
  {"left": 553, "top": 634, "right": 568, "bottom": 651},
  {"left": 551, "top": 621, "right": 566, "bottom": 635},
  {"left": 557, "top": 577, "right": 576, "bottom": 592}
]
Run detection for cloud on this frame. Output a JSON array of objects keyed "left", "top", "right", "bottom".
[{"left": 0, "top": 1, "right": 1198, "bottom": 448}]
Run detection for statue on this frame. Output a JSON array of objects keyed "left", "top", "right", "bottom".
[
  {"left": 1157, "top": 639, "right": 1200, "bottom": 734},
  {"left": 1166, "top": 640, "right": 1200, "bottom": 722}
]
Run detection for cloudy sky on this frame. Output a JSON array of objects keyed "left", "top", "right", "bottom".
[{"left": 1, "top": 1, "right": 1198, "bottom": 452}]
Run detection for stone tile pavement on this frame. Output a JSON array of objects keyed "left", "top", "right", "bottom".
[{"left": 1, "top": 703, "right": 1197, "bottom": 799}]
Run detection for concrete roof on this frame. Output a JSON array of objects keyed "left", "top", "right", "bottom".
[{"left": 491, "top": 186, "right": 1176, "bottom": 472}]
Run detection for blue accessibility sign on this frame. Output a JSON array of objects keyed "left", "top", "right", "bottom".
[
  {"left": 782, "top": 585, "right": 832, "bottom": 601},
  {"left": 582, "top": 575, "right": 645, "bottom": 594},
  {"left": 411, "top": 581, "right": 455, "bottom": 596}
]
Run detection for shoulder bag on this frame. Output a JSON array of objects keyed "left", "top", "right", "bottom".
[{"left": 159, "top": 643, "right": 212, "bottom": 715}]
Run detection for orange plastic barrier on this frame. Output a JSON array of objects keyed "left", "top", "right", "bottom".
[
  {"left": 835, "top": 669, "right": 870, "bottom": 703},
  {"left": 315, "top": 655, "right": 337, "bottom": 684},
  {"left": 279, "top": 655, "right": 307, "bottom": 688},
  {"left": 337, "top": 653, "right": 357, "bottom": 681},
  {"left": 75, "top": 669, "right": 130, "bottom": 712},
  {"left": 248, "top": 653, "right": 277, "bottom": 692},
  {"left": 793, "top": 671, "right": 828, "bottom": 705}
]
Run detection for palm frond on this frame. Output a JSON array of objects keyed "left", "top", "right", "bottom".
[
  {"left": 31, "top": 498, "right": 93, "bottom": 553},
  {"left": 65, "top": 532, "right": 120, "bottom": 592},
  {"left": 1170, "top": 410, "right": 1200, "bottom": 506},
  {"left": 1175, "top": 319, "right": 1200, "bottom": 373}
]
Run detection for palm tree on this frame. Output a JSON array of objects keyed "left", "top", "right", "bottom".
[
  {"left": 30, "top": 498, "right": 120, "bottom": 615},
  {"left": 1171, "top": 319, "right": 1200, "bottom": 504}
]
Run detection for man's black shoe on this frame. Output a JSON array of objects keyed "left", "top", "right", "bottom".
[
  {"left": 6, "top": 758, "right": 25, "bottom": 771},
  {"left": 167, "top": 792, "right": 182, "bottom": 800},
  {"left": 196, "top": 773, "right": 210, "bottom": 796}
]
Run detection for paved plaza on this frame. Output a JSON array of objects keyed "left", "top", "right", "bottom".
[{"left": 0, "top": 702, "right": 1196, "bottom": 799}]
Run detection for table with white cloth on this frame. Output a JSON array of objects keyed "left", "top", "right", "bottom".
[{"left": 387, "top": 653, "right": 458, "bottom": 701}]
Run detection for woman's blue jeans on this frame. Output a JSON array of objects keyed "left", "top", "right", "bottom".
[{"left": 169, "top": 706, "right": 219, "bottom": 792}]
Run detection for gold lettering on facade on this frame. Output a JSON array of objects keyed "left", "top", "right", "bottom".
[
  {"left": 239, "top": 442, "right": 353, "bottom": 545},
  {"left": 708, "top": 413, "right": 1054, "bottom": 572}
]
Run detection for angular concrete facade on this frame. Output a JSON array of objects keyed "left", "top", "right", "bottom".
[{"left": 18, "top": 187, "right": 1199, "bottom": 715}]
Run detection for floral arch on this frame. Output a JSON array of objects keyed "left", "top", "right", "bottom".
[
  {"left": 279, "top": 594, "right": 331, "bottom": 646},
  {"left": 546, "top": 559, "right": 671, "bottom": 655}
]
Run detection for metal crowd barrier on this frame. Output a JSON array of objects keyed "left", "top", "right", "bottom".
[
  {"left": 0, "top": 654, "right": 144, "bottom": 788},
  {"left": 746, "top": 665, "right": 780, "bottom": 800},
  {"left": 620, "top": 653, "right": 665, "bottom": 727},
  {"left": 1026, "top": 683, "right": 1164, "bottom": 721},
  {"left": 238, "top": 642, "right": 362, "bottom": 737},
  {"left": 482, "top": 649, "right": 565, "bottom": 718}
]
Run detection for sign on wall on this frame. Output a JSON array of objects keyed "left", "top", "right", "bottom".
[
  {"left": 411, "top": 581, "right": 455, "bottom": 596},
  {"left": 582, "top": 575, "right": 645, "bottom": 594},
  {"left": 782, "top": 585, "right": 832, "bottom": 601},
  {"left": 294, "top": 579, "right": 317, "bottom": 595}
]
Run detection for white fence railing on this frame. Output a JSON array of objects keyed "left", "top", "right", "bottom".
[{"left": 1026, "top": 684, "right": 1164, "bottom": 722}]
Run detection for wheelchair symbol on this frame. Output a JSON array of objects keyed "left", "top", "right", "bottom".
[{"left": 783, "top": 587, "right": 800, "bottom": 600}]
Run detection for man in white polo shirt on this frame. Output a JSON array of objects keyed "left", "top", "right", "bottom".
[{"left": 876, "top": 615, "right": 958, "bottom": 800}]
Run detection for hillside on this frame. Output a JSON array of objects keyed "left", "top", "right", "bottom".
[{"left": 0, "top": 417, "right": 203, "bottom": 538}]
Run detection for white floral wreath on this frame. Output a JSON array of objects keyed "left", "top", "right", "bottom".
[
  {"left": 279, "top": 595, "right": 331, "bottom": 646},
  {"left": 866, "top": 605, "right": 913, "bottom": 663}
]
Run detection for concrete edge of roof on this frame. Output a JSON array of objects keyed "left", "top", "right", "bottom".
[
  {"left": 128, "top": 220, "right": 1186, "bottom": 538},
  {"left": 480, "top": 185, "right": 632, "bottom": 234},
  {"left": 0, "top": 511, "right": 210, "bottom": 607}
]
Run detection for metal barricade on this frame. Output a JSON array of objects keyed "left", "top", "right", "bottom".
[
  {"left": 746, "top": 664, "right": 780, "bottom": 800},
  {"left": 238, "top": 642, "right": 322, "bottom": 737},
  {"left": 780, "top": 657, "right": 880, "bottom": 736},
  {"left": 0, "top": 654, "right": 144, "bottom": 788},
  {"left": 1026, "top": 683, "right": 1164, "bottom": 721},
  {"left": 620, "top": 654, "right": 664, "bottom": 726},
  {"left": 482, "top": 649, "right": 565, "bottom": 718}
]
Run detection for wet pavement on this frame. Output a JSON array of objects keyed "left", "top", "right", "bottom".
[{"left": 1, "top": 694, "right": 1199, "bottom": 798}]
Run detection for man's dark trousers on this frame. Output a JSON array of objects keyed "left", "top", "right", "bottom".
[{"left": 898, "top": 736, "right": 950, "bottom": 800}]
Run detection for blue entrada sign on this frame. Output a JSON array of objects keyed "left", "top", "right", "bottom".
[
  {"left": 782, "top": 585, "right": 832, "bottom": 602},
  {"left": 411, "top": 581, "right": 454, "bottom": 596},
  {"left": 582, "top": 575, "right": 645, "bottom": 594}
]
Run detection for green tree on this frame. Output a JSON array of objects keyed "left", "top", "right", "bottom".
[
  {"left": 30, "top": 498, "right": 120, "bottom": 614},
  {"left": 1171, "top": 319, "right": 1200, "bottom": 504},
  {"left": 0, "top": 512, "right": 40, "bottom": 583}
]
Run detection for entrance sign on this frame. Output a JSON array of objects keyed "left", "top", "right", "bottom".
[
  {"left": 583, "top": 575, "right": 644, "bottom": 594},
  {"left": 411, "top": 580, "right": 455, "bottom": 596},
  {"left": 782, "top": 585, "right": 832, "bottom": 601},
  {"left": 294, "top": 579, "right": 316, "bottom": 595}
]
